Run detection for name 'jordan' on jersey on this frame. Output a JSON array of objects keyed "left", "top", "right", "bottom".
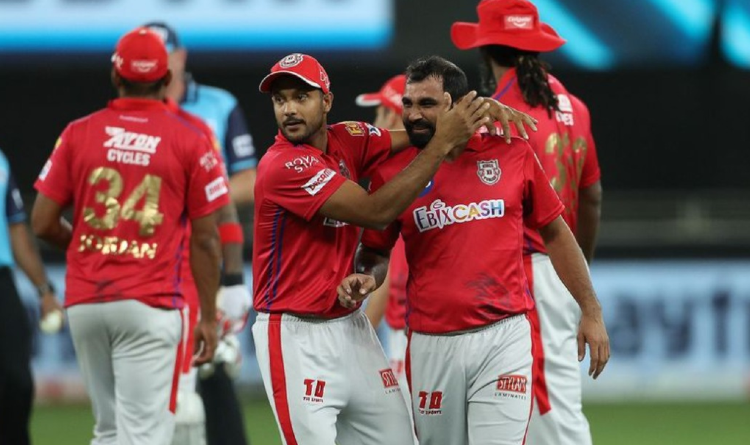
[
  {"left": 362, "top": 134, "right": 564, "bottom": 334},
  {"left": 253, "top": 121, "right": 391, "bottom": 318},
  {"left": 493, "top": 69, "right": 600, "bottom": 255},
  {"left": 34, "top": 98, "right": 230, "bottom": 309}
]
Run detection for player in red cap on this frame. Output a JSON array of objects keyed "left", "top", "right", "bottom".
[
  {"left": 339, "top": 55, "right": 609, "bottom": 445},
  {"left": 252, "top": 52, "right": 537, "bottom": 444},
  {"left": 31, "top": 27, "right": 229, "bottom": 445},
  {"left": 451, "top": 1, "right": 606, "bottom": 443}
]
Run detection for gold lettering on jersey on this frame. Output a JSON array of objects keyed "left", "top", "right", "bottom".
[
  {"left": 82, "top": 167, "right": 164, "bottom": 236},
  {"left": 77, "top": 234, "right": 158, "bottom": 260},
  {"left": 121, "top": 174, "right": 164, "bottom": 236},
  {"left": 544, "top": 133, "right": 590, "bottom": 216},
  {"left": 84, "top": 167, "right": 123, "bottom": 230}
]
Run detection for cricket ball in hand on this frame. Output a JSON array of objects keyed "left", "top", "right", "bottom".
[{"left": 40, "top": 310, "right": 64, "bottom": 334}]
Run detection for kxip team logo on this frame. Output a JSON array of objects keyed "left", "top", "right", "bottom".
[
  {"left": 279, "top": 53, "right": 304, "bottom": 68},
  {"left": 477, "top": 159, "right": 501, "bottom": 185}
]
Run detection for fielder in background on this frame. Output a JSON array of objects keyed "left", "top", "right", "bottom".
[
  {"left": 339, "top": 56, "right": 609, "bottom": 445},
  {"left": 31, "top": 27, "right": 228, "bottom": 445},
  {"left": 251, "top": 52, "right": 535, "bottom": 445},
  {"left": 145, "top": 21, "right": 256, "bottom": 445},
  {"left": 452, "top": 1, "right": 604, "bottom": 443},
  {"left": 0, "top": 149, "right": 62, "bottom": 445}
]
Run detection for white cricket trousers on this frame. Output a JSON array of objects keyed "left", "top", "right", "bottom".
[
  {"left": 67, "top": 300, "right": 183, "bottom": 445},
  {"left": 252, "top": 310, "right": 414, "bottom": 445},
  {"left": 387, "top": 327, "right": 418, "bottom": 445},
  {"left": 407, "top": 314, "right": 533, "bottom": 445},
  {"left": 524, "top": 253, "right": 592, "bottom": 445}
]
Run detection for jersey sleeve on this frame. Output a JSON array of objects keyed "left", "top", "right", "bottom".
[
  {"left": 34, "top": 127, "right": 74, "bottom": 207},
  {"left": 360, "top": 169, "right": 400, "bottom": 252},
  {"left": 263, "top": 148, "right": 348, "bottom": 221},
  {"left": 223, "top": 104, "right": 258, "bottom": 174},
  {"left": 575, "top": 100, "right": 601, "bottom": 189},
  {"left": 334, "top": 122, "right": 392, "bottom": 178},
  {"left": 185, "top": 135, "right": 231, "bottom": 220},
  {"left": 522, "top": 144, "right": 565, "bottom": 229},
  {"left": 5, "top": 169, "right": 26, "bottom": 224}
]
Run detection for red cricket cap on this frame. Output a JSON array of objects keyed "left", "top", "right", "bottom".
[
  {"left": 258, "top": 53, "right": 331, "bottom": 94},
  {"left": 355, "top": 74, "right": 406, "bottom": 114},
  {"left": 112, "top": 27, "right": 169, "bottom": 82},
  {"left": 451, "top": 0, "right": 566, "bottom": 53}
]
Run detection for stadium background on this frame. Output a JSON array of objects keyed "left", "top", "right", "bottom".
[{"left": 1, "top": 0, "right": 749, "bottom": 443}]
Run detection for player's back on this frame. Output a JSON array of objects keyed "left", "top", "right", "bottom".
[
  {"left": 37, "top": 99, "right": 225, "bottom": 309},
  {"left": 495, "top": 72, "right": 600, "bottom": 254}
]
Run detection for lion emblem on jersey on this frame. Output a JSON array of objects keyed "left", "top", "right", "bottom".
[{"left": 477, "top": 160, "right": 501, "bottom": 185}]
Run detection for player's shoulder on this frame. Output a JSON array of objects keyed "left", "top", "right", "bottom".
[
  {"left": 257, "top": 140, "right": 321, "bottom": 176},
  {"left": 329, "top": 121, "right": 374, "bottom": 139},
  {"left": 195, "top": 83, "right": 238, "bottom": 108}
]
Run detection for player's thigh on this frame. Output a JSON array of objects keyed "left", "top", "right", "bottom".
[
  {"left": 252, "top": 313, "right": 343, "bottom": 445},
  {"left": 67, "top": 304, "right": 118, "bottom": 440},
  {"left": 467, "top": 316, "right": 533, "bottom": 445},
  {"left": 107, "top": 301, "right": 182, "bottom": 445},
  {"left": 409, "top": 332, "right": 469, "bottom": 445},
  {"left": 337, "top": 313, "right": 413, "bottom": 445}
]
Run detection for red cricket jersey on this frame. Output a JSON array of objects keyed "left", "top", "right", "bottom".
[
  {"left": 384, "top": 237, "right": 408, "bottom": 330},
  {"left": 165, "top": 98, "right": 228, "bottom": 315},
  {"left": 253, "top": 122, "right": 391, "bottom": 318},
  {"left": 492, "top": 68, "right": 600, "bottom": 255},
  {"left": 35, "top": 98, "right": 229, "bottom": 309},
  {"left": 361, "top": 134, "right": 564, "bottom": 334}
]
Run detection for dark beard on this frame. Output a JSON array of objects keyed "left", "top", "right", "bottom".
[
  {"left": 404, "top": 119, "right": 435, "bottom": 149},
  {"left": 479, "top": 56, "right": 497, "bottom": 97}
]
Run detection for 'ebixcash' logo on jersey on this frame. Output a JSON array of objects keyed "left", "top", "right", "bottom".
[
  {"left": 103, "top": 126, "right": 161, "bottom": 166},
  {"left": 413, "top": 199, "right": 505, "bottom": 232}
]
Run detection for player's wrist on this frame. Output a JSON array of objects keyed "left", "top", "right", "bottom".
[
  {"left": 221, "top": 272, "right": 244, "bottom": 287},
  {"left": 36, "top": 281, "right": 55, "bottom": 298}
]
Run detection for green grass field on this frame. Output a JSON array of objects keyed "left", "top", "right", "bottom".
[{"left": 31, "top": 399, "right": 750, "bottom": 444}]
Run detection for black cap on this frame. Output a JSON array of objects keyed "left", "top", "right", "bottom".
[{"left": 142, "top": 21, "right": 181, "bottom": 52}]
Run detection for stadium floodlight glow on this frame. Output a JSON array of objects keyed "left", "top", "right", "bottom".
[
  {"left": 532, "top": 0, "right": 616, "bottom": 70},
  {"left": 722, "top": 0, "right": 750, "bottom": 69},
  {"left": 648, "top": 0, "right": 715, "bottom": 43}
]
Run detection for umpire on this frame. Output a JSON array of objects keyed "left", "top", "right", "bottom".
[{"left": 0, "top": 148, "right": 61, "bottom": 445}]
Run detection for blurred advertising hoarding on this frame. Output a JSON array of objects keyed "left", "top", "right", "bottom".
[
  {"left": 0, "top": 0, "right": 393, "bottom": 53},
  {"left": 15, "top": 260, "right": 750, "bottom": 402}
]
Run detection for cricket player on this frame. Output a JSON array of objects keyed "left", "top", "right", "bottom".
[
  {"left": 30, "top": 27, "right": 228, "bottom": 445},
  {"left": 452, "top": 1, "right": 604, "bottom": 443},
  {"left": 251, "top": 52, "right": 536, "bottom": 445},
  {"left": 145, "top": 22, "right": 256, "bottom": 445},
  {"left": 338, "top": 56, "right": 609, "bottom": 445},
  {"left": 0, "top": 149, "right": 62, "bottom": 445}
]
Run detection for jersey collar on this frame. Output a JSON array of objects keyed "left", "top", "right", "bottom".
[
  {"left": 108, "top": 98, "right": 169, "bottom": 112},
  {"left": 465, "top": 133, "right": 485, "bottom": 152},
  {"left": 492, "top": 67, "right": 518, "bottom": 101}
]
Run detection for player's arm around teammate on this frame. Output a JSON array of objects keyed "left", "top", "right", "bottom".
[{"left": 316, "top": 91, "right": 493, "bottom": 229}]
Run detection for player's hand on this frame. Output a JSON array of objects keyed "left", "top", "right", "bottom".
[
  {"left": 216, "top": 285, "right": 251, "bottom": 334},
  {"left": 483, "top": 99, "right": 538, "bottom": 143},
  {"left": 193, "top": 318, "right": 218, "bottom": 366},
  {"left": 337, "top": 273, "right": 378, "bottom": 309},
  {"left": 431, "top": 91, "right": 491, "bottom": 154},
  {"left": 39, "top": 291, "right": 63, "bottom": 320},
  {"left": 577, "top": 310, "right": 610, "bottom": 379}
]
